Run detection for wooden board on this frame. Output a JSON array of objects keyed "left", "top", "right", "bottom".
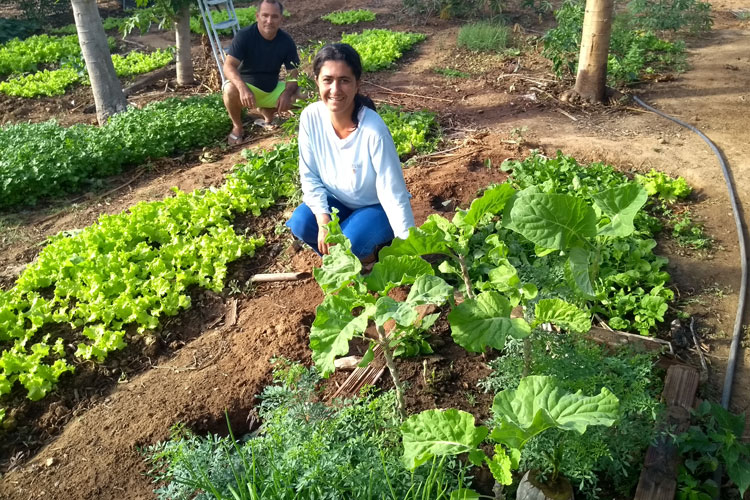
[{"left": 634, "top": 365, "right": 700, "bottom": 500}]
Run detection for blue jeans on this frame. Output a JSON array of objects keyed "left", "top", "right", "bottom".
[{"left": 286, "top": 197, "right": 394, "bottom": 259}]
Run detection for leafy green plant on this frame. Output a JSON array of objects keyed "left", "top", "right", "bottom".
[
  {"left": 634, "top": 169, "right": 692, "bottom": 202},
  {"left": 401, "top": 375, "right": 619, "bottom": 494},
  {"left": 144, "top": 364, "right": 472, "bottom": 499},
  {"left": 340, "top": 29, "right": 426, "bottom": 72},
  {"left": 675, "top": 401, "right": 750, "bottom": 498},
  {"left": 0, "top": 66, "right": 80, "bottom": 97},
  {"left": 671, "top": 213, "right": 711, "bottom": 249},
  {"left": 627, "top": 0, "right": 713, "bottom": 33},
  {"left": 0, "top": 48, "right": 175, "bottom": 98},
  {"left": 0, "top": 141, "right": 297, "bottom": 416},
  {"left": 501, "top": 153, "right": 675, "bottom": 336},
  {"left": 479, "top": 334, "right": 663, "bottom": 498},
  {"left": 542, "top": 0, "right": 697, "bottom": 84},
  {"left": 457, "top": 21, "right": 510, "bottom": 53},
  {"left": 321, "top": 9, "right": 376, "bottom": 25},
  {"left": 378, "top": 104, "right": 440, "bottom": 157},
  {"left": 0, "top": 94, "right": 229, "bottom": 206},
  {"left": 309, "top": 215, "right": 454, "bottom": 416},
  {"left": 0, "top": 34, "right": 84, "bottom": 76},
  {"left": 110, "top": 47, "right": 174, "bottom": 77}
]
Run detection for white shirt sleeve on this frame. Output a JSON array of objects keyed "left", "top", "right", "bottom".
[
  {"left": 370, "top": 128, "right": 415, "bottom": 240},
  {"left": 298, "top": 109, "right": 329, "bottom": 216}
]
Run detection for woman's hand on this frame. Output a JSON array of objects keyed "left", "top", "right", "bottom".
[
  {"left": 316, "top": 214, "right": 332, "bottom": 255},
  {"left": 317, "top": 225, "right": 329, "bottom": 255}
]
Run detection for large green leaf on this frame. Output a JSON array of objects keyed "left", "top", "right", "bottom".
[
  {"left": 490, "top": 375, "right": 619, "bottom": 449},
  {"left": 448, "top": 291, "right": 531, "bottom": 352},
  {"left": 374, "top": 296, "right": 418, "bottom": 327},
  {"left": 567, "top": 247, "right": 595, "bottom": 298},
  {"left": 364, "top": 255, "right": 434, "bottom": 294},
  {"left": 401, "top": 409, "right": 488, "bottom": 469},
  {"left": 379, "top": 215, "right": 455, "bottom": 259},
  {"left": 454, "top": 184, "right": 516, "bottom": 229},
  {"left": 534, "top": 298, "right": 591, "bottom": 333},
  {"left": 505, "top": 190, "right": 597, "bottom": 250},
  {"left": 373, "top": 275, "right": 450, "bottom": 327},
  {"left": 313, "top": 218, "right": 362, "bottom": 293},
  {"left": 404, "top": 274, "right": 453, "bottom": 306},
  {"left": 488, "top": 259, "right": 520, "bottom": 292},
  {"left": 309, "top": 292, "right": 375, "bottom": 377},
  {"left": 592, "top": 184, "right": 648, "bottom": 238}
]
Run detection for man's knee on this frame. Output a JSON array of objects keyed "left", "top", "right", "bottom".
[{"left": 223, "top": 81, "right": 239, "bottom": 99}]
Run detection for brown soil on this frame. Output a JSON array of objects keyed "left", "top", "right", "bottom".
[{"left": 1, "top": 0, "right": 749, "bottom": 499}]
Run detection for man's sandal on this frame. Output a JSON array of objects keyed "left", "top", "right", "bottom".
[
  {"left": 227, "top": 132, "right": 245, "bottom": 146},
  {"left": 253, "top": 118, "right": 277, "bottom": 131}
]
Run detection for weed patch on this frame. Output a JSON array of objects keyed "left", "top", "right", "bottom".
[{"left": 457, "top": 21, "right": 510, "bottom": 53}]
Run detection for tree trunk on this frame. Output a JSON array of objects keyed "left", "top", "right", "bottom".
[
  {"left": 573, "top": 0, "right": 615, "bottom": 103},
  {"left": 174, "top": 3, "right": 194, "bottom": 86},
  {"left": 71, "top": 0, "right": 128, "bottom": 125}
]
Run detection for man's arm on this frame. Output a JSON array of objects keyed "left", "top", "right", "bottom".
[
  {"left": 276, "top": 68, "right": 299, "bottom": 113},
  {"left": 223, "top": 55, "right": 256, "bottom": 109}
]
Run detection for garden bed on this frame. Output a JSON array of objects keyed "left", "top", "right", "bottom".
[{"left": 0, "top": 0, "right": 749, "bottom": 499}]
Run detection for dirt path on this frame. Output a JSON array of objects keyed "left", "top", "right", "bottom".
[{"left": 1, "top": 1, "right": 749, "bottom": 499}]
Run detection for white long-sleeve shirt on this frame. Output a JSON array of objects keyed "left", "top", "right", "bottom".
[{"left": 298, "top": 101, "right": 415, "bottom": 239}]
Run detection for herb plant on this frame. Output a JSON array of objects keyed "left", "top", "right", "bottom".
[
  {"left": 322, "top": 9, "right": 376, "bottom": 25},
  {"left": 144, "top": 363, "right": 472, "bottom": 499},
  {"left": 340, "top": 29, "right": 426, "bottom": 72},
  {"left": 480, "top": 334, "right": 663, "bottom": 498}
]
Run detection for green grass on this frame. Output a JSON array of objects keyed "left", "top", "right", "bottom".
[
  {"left": 433, "top": 66, "right": 471, "bottom": 78},
  {"left": 457, "top": 21, "right": 510, "bottom": 52}
]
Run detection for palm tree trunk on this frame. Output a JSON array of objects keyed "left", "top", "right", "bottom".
[
  {"left": 71, "top": 0, "right": 128, "bottom": 124},
  {"left": 174, "top": 3, "right": 194, "bottom": 86},
  {"left": 573, "top": 0, "right": 615, "bottom": 103}
]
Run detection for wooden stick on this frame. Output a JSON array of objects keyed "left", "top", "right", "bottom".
[
  {"left": 557, "top": 108, "right": 578, "bottom": 121},
  {"left": 249, "top": 272, "right": 309, "bottom": 283},
  {"left": 495, "top": 74, "right": 557, "bottom": 84},
  {"left": 363, "top": 80, "right": 453, "bottom": 102},
  {"left": 689, "top": 317, "right": 708, "bottom": 375},
  {"left": 123, "top": 64, "right": 175, "bottom": 97}
]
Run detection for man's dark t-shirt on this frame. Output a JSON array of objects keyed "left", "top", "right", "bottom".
[{"left": 226, "top": 24, "right": 299, "bottom": 93}]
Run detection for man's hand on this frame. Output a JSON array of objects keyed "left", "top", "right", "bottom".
[
  {"left": 238, "top": 84, "right": 256, "bottom": 109},
  {"left": 276, "top": 89, "right": 294, "bottom": 113}
]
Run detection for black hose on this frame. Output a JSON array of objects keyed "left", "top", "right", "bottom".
[{"left": 633, "top": 95, "right": 748, "bottom": 497}]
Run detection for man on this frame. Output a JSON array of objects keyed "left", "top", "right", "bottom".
[{"left": 222, "top": 0, "right": 300, "bottom": 144}]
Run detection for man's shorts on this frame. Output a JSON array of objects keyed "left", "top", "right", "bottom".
[{"left": 223, "top": 80, "right": 285, "bottom": 109}]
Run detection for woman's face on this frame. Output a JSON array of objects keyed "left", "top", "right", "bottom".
[{"left": 316, "top": 60, "right": 360, "bottom": 117}]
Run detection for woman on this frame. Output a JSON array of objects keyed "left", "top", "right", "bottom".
[{"left": 286, "top": 43, "right": 415, "bottom": 261}]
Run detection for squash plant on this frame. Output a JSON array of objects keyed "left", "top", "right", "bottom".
[
  {"left": 310, "top": 212, "right": 454, "bottom": 417},
  {"left": 401, "top": 375, "right": 620, "bottom": 495}
]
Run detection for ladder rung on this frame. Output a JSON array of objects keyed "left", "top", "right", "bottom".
[
  {"left": 205, "top": 0, "right": 228, "bottom": 5},
  {"left": 213, "top": 19, "right": 239, "bottom": 30}
]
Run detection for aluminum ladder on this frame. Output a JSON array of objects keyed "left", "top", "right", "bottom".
[{"left": 197, "top": 0, "right": 241, "bottom": 84}]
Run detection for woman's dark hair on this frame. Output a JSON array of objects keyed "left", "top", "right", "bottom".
[{"left": 312, "top": 43, "right": 376, "bottom": 126}]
